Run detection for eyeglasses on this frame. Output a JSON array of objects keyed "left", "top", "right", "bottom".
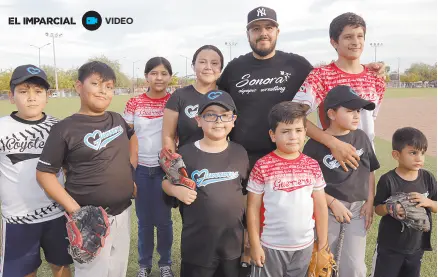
[{"left": 201, "top": 113, "right": 235, "bottom": 122}]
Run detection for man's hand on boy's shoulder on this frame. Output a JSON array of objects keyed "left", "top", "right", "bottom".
[
  {"left": 327, "top": 138, "right": 360, "bottom": 172},
  {"left": 364, "top": 62, "right": 386, "bottom": 78}
]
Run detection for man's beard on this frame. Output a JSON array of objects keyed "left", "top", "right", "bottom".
[{"left": 250, "top": 38, "right": 277, "bottom": 57}]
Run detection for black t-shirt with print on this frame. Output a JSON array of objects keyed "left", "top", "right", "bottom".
[
  {"left": 178, "top": 141, "right": 250, "bottom": 266},
  {"left": 165, "top": 85, "right": 205, "bottom": 149},
  {"left": 217, "top": 51, "right": 312, "bottom": 157},
  {"left": 374, "top": 169, "right": 437, "bottom": 254},
  {"left": 37, "top": 112, "right": 134, "bottom": 215},
  {"left": 303, "top": 129, "right": 380, "bottom": 202}
]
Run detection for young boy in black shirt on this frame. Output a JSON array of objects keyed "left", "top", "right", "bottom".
[
  {"left": 303, "top": 85, "right": 380, "bottom": 277},
  {"left": 162, "top": 90, "right": 249, "bottom": 277},
  {"left": 36, "top": 61, "right": 136, "bottom": 277},
  {"left": 372, "top": 127, "right": 437, "bottom": 277}
]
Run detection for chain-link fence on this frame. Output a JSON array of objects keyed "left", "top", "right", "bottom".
[
  {"left": 47, "top": 88, "right": 134, "bottom": 98},
  {"left": 0, "top": 93, "right": 8, "bottom": 100},
  {"left": 387, "top": 80, "right": 437, "bottom": 88},
  {"left": 0, "top": 88, "right": 137, "bottom": 100}
]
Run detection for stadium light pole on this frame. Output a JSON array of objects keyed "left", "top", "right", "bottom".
[
  {"left": 132, "top": 60, "right": 141, "bottom": 93},
  {"left": 225, "top": 41, "right": 237, "bottom": 62},
  {"left": 369, "top": 42, "right": 383, "bottom": 62},
  {"left": 30, "top": 43, "right": 51, "bottom": 67},
  {"left": 397, "top": 57, "right": 401, "bottom": 88},
  {"left": 179, "top": 55, "right": 189, "bottom": 79},
  {"left": 45, "top": 32, "right": 63, "bottom": 91}
]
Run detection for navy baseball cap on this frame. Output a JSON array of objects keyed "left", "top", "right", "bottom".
[
  {"left": 10, "top": 64, "right": 50, "bottom": 89},
  {"left": 198, "top": 90, "right": 237, "bottom": 115},
  {"left": 247, "top": 6, "right": 279, "bottom": 29},
  {"left": 324, "top": 85, "right": 375, "bottom": 113}
]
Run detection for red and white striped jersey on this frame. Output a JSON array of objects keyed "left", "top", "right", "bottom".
[
  {"left": 247, "top": 152, "right": 325, "bottom": 251},
  {"left": 293, "top": 63, "right": 386, "bottom": 145},
  {"left": 123, "top": 93, "right": 171, "bottom": 167}
]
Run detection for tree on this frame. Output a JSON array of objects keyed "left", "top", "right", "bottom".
[
  {"left": 169, "top": 73, "right": 179, "bottom": 86},
  {"left": 87, "top": 55, "right": 131, "bottom": 87},
  {"left": 0, "top": 70, "right": 13, "bottom": 91},
  {"left": 41, "top": 65, "right": 77, "bottom": 89},
  {"left": 404, "top": 63, "right": 436, "bottom": 81},
  {"left": 1, "top": 56, "right": 134, "bottom": 92},
  {"left": 400, "top": 72, "right": 420, "bottom": 83}
]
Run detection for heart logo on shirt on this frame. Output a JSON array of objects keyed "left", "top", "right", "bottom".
[
  {"left": 192, "top": 169, "right": 208, "bottom": 187},
  {"left": 83, "top": 126, "right": 124, "bottom": 151},
  {"left": 184, "top": 104, "right": 199, "bottom": 118},
  {"left": 207, "top": 91, "right": 222, "bottom": 100},
  {"left": 191, "top": 169, "right": 239, "bottom": 187},
  {"left": 27, "top": 67, "right": 41, "bottom": 75},
  {"left": 84, "top": 130, "right": 104, "bottom": 150}
]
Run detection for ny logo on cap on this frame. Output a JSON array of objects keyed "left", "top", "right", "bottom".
[
  {"left": 257, "top": 8, "right": 266, "bottom": 17},
  {"left": 27, "top": 67, "right": 41, "bottom": 75}
]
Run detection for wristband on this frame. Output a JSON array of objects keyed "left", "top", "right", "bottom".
[{"left": 329, "top": 198, "right": 336, "bottom": 207}]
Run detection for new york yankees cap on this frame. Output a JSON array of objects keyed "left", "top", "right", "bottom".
[
  {"left": 198, "top": 90, "right": 237, "bottom": 115},
  {"left": 247, "top": 6, "right": 279, "bottom": 29},
  {"left": 10, "top": 64, "right": 50, "bottom": 89},
  {"left": 324, "top": 85, "right": 375, "bottom": 113}
]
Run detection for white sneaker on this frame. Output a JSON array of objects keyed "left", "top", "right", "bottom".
[
  {"left": 137, "top": 267, "right": 152, "bottom": 277},
  {"left": 159, "top": 265, "right": 174, "bottom": 277}
]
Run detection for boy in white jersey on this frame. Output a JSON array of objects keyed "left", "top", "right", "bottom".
[
  {"left": 247, "top": 102, "right": 328, "bottom": 277},
  {"left": 0, "top": 65, "right": 72, "bottom": 276},
  {"left": 292, "top": 12, "right": 386, "bottom": 172}
]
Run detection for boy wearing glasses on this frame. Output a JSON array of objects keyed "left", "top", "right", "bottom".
[{"left": 162, "top": 90, "right": 250, "bottom": 277}]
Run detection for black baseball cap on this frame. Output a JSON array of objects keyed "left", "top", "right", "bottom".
[
  {"left": 198, "top": 90, "right": 237, "bottom": 115},
  {"left": 324, "top": 85, "right": 375, "bottom": 113},
  {"left": 247, "top": 6, "right": 279, "bottom": 29},
  {"left": 10, "top": 64, "right": 50, "bottom": 89}
]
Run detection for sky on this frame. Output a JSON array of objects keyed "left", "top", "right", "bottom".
[{"left": 0, "top": 0, "right": 436, "bottom": 79}]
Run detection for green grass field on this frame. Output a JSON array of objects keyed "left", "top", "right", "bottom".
[{"left": 0, "top": 88, "right": 436, "bottom": 276}]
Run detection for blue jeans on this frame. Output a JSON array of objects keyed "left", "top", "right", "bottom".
[{"left": 135, "top": 165, "right": 173, "bottom": 267}]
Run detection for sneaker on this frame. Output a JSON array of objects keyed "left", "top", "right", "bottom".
[
  {"left": 159, "top": 265, "right": 174, "bottom": 277},
  {"left": 137, "top": 267, "right": 152, "bottom": 277}
]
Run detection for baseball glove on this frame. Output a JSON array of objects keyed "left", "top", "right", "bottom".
[
  {"left": 65, "top": 206, "right": 110, "bottom": 264},
  {"left": 307, "top": 242, "right": 337, "bottom": 277},
  {"left": 385, "top": 192, "right": 431, "bottom": 232},
  {"left": 159, "top": 148, "right": 196, "bottom": 190}
]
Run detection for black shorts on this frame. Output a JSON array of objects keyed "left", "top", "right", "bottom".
[
  {"left": 373, "top": 247, "right": 424, "bottom": 277},
  {"left": 181, "top": 258, "right": 240, "bottom": 277},
  {"left": 1, "top": 216, "right": 73, "bottom": 276}
]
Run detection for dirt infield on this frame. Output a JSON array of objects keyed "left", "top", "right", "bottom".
[{"left": 375, "top": 97, "right": 437, "bottom": 156}]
